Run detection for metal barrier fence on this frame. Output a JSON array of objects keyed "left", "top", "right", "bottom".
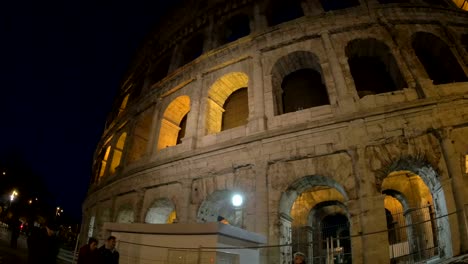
[{"left": 0, "top": 211, "right": 455, "bottom": 264}]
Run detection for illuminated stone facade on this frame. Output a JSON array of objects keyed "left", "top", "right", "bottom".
[{"left": 82, "top": 0, "right": 468, "bottom": 263}]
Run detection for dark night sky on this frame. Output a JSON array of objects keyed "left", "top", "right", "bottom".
[{"left": 0, "top": 0, "right": 179, "bottom": 221}]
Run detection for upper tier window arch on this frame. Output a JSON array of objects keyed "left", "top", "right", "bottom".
[
  {"left": 345, "top": 38, "right": 407, "bottom": 98},
  {"left": 205, "top": 72, "right": 249, "bottom": 135},
  {"left": 411, "top": 32, "right": 467, "bottom": 84},
  {"left": 271, "top": 51, "right": 330, "bottom": 115}
]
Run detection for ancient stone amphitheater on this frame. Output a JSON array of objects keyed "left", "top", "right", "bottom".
[{"left": 82, "top": 0, "right": 468, "bottom": 263}]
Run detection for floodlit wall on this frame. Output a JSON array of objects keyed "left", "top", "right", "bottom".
[{"left": 83, "top": 0, "right": 468, "bottom": 263}]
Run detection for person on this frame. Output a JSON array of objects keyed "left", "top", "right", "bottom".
[
  {"left": 9, "top": 219, "right": 21, "bottom": 249},
  {"left": 217, "top": 215, "right": 230, "bottom": 225},
  {"left": 293, "top": 251, "right": 306, "bottom": 264},
  {"left": 98, "top": 236, "right": 119, "bottom": 264},
  {"left": 27, "top": 220, "right": 60, "bottom": 264},
  {"left": 77, "top": 237, "right": 99, "bottom": 264}
]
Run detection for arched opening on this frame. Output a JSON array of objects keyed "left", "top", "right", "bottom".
[
  {"left": 346, "top": 38, "right": 407, "bottom": 98},
  {"left": 222, "top": 14, "right": 250, "bottom": 44},
  {"left": 320, "top": 214, "right": 352, "bottom": 263},
  {"left": 279, "top": 175, "right": 351, "bottom": 264},
  {"left": 157, "top": 95, "right": 190, "bottom": 150},
  {"left": 118, "top": 94, "right": 129, "bottom": 117},
  {"left": 381, "top": 168, "right": 450, "bottom": 263},
  {"left": 109, "top": 133, "right": 127, "bottom": 175},
  {"left": 176, "top": 114, "right": 188, "bottom": 144},
  {"left": 271, "top": 51, "right": 329, "bottom": 115},
  {"left": 197, "top": 190, "right": 245, "bottom": 228},
  {"left": 206, "top": 72, "right": 249, "bottom": 134},
  {"left": 180, "top": 34, "right": 204, "bottom": 67},
  {"left": 412, "top": 32, "right": 467, "bottom": 84},
  {"left": 221, "top": 88, "right": 248, "bottom": 131},
  {"left": 145, "top": 198, "right": 177, "bottom": 224},
  {"left": 455, "top": 0, "right": 468, "bottom": 10},
  {"left": 320, "top": 0, "right": 360, "bottom": 11},
  {"left": 281, "top": 69, "right": 329, "bottom": 113},
  {"left": 267, "top": 0, "right": 304, "bottom": 27},
  {"left": 95, "top": 145, "right": 111, "bottom": 183}
]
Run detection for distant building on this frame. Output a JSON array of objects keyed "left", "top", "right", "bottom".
[{"left": 82, "top": 0, "right": 468, "bottom": 263}]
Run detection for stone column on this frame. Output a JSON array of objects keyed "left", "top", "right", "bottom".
[
  {"left": 178, "top": 178, "right": 193, "bottom": 223},
  {"left": 279, "top": 213, "right": 293, "bottom": 264},
  {"left": 134, "top": 188, "right": 146, "bottom": 223},
  {"left": 349, "top": 147, "right": 390, "bottom": 264},
  {"left": 247, "top": 54, "right": 267, "bottom": 135},
  {"left": 148, "top": 100, "right": 162, "bottom": 157},
  {"left": 182, "top": 74, "right": 203, "bottom": 150},
  {"left": 439, "top": 128, "right": 468, "bottom": 254},
  {"left": 320, "top": 31, "right": 357, "bottom": 114}
]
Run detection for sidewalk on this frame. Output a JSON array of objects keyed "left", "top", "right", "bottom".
[{"left": 0, "top": 236, "right": 28, "bottom": 264}]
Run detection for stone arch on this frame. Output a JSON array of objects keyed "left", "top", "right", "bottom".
[
  {"left": 308, "top": 202, "right": 353, "bottom": 263},
  {"left": 271, "top": 51, "right": 329, "bottom": 115},
  {"left": 157, "top": 95, "right": 191, "bottom": 150},
  {"left": 411, "top": 32, "right": 467, "bottom": 84},
  {"left": 382, "top": 189, "right": 414, "bottom": 253},
  {"left": 205, "top": 72, "right": 249, "bottom": 134},
  {"left": 377, "top": 157, "right": 453, "bottom": 260},
  {"left": 109, "top": 132, "right": 127, "bottom": 175},
  {"left": 345, "top": 38, "right": 407, "bottom": 98},
  {"left": 144, "top": 198, "right": 177, "bottom": 224},
  {"left": 278, "top": 175, "right": 350, "bottom": 263},
  {"left": 197, "top": 189, "right": 245, "bottom": 227},
  {"left": 279, "top": 175, "right": 349, "bottom": 215},
  {"left": 115, "top": 204, "right": 135, "bottom": 224},
  {"left": 94, "top": 144, "right": 111, "bottom": 183},
  {"left": 118, "top": 94, "right": 129, "bottom": 117}
]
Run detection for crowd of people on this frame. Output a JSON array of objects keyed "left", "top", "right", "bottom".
[
  {"left": 23, "top": 219, "right": 119, "bottom": 264},
  {"left": 77, "top": 236, "right": 119, "bottom": 264}
]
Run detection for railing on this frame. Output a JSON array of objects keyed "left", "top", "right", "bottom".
[{"left": 57, "top": 248, "right": 78, "bottom": 264}]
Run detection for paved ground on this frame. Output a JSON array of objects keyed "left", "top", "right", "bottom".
[{"left": 0, "top": 239, "right": 27, "bottom": 264}]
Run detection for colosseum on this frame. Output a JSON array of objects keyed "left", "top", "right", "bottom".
[{"left": 81, "top": 0, "right": 468, "bottom": 263}]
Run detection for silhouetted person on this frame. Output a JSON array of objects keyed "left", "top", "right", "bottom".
[
  {"left": 9, "top": 219, "right": 21, "bottom": 249},
  {"left": 27, "top": 220, "right": 59, "bottom": 264},
  {"left": 78, "top": 237, "right": 99, "bottom": 264},
  {"left": 98, "top": 236, "right": 119, "bottom": 264}
]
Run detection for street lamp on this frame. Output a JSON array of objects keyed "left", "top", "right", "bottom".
[
  {"left": 231, "top": 194, "right": 243, "bottom": 207},
  {"left": 10, "top": 190, "right": 18, "bottom": 202},
  {"left": 56, "top": 207, "right": 63, "bottom": 217},
  {"left": 231, "top": 193, "right": 244, "bottom": 228}
]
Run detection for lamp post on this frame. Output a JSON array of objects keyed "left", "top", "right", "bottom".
[
  {"left": 9, "top": 190, "right": 18, "bottom": 208},
  {"left": 231, "top": 193, "right": 244, "bottom": 228}
]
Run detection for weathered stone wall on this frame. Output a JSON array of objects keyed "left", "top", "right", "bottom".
[{"left": 83, "top": 0, "right": 468, "bottom": 263}]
